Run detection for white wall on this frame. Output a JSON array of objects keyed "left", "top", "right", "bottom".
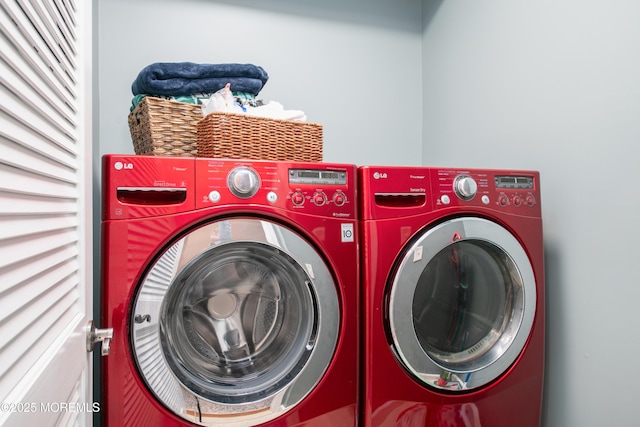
[
  {"left": 422, "top": 1, "right": 640, "bottom": 426},
  {"left": 97, "top": 0, "right": 423, "bottom": 165}
]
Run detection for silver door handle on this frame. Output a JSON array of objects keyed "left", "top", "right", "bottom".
[{"left": 86, "top": 320, "right": 114, "bottom": 356}]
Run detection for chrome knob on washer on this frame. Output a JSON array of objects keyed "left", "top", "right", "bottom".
[
  {"left": 228, "top": 166, "right": 260, "bottom": 198},
  {"left": 454, "top": 175, "right": 478, "bottom": 200}
]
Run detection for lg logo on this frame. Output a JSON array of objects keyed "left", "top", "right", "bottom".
[
  {"left": 373, "top": 172, "right": 388, "bottom": 179},
  {"left": 114, "top": 161, "right": 133, "bottom": 170}
]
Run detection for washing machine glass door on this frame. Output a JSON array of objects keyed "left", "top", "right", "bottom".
[
  {"left": 388, "top": 217, "right": 536, "bottom": 391},
  {"left": 131, "top": 218, "right": 339, "bottom": 426}
]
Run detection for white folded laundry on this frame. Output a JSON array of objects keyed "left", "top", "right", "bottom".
[{"left": 245, "top": 101, "right": 307, "bottom": 122}]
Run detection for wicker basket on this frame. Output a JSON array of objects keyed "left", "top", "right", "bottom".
[
  {"left": 128, "top": 97, "right": 201, "bottom": 156},
  {"left": 196, "top": 112, "right": 323, "bottom": 162},
  {"left": 129, "top": 97, "right": 323, "bottom": 162}
]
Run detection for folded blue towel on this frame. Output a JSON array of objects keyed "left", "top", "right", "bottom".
[{"left": 131, "top": 62, "right": 269, "bottom": 96}]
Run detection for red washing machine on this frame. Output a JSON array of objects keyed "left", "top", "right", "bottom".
[
  {"left": 358, "top": 166, "right": 544, "bottom": 427},
  {"left": 100, "top": 154, "right": 359, "bottom": 426}
]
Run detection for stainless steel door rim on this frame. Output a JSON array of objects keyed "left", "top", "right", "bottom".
[{"left": 388, "top": 217, "right": 536, "bottom": 391}]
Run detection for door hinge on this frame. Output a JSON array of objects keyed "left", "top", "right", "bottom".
[{"left": 86, "top": 320, "right": 114, "bottom": 356}]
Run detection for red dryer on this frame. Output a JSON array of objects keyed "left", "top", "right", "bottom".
[
  {"left": 100, "top": 155, "right": 359, "bottom": 426},
  {"left": 358, "top": 166, "right": 544, "bottom": 427}
]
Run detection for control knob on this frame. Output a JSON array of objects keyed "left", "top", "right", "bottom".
[
  {"left": 332, "top": 192, "right": 346, "bottom": 206},
  {"left": 291, "top": 191, "right": 305, "bottom": 206},
  {"left": 312, "top": 191, "right": 327, "bottom": 206},
  {"left": 228, "top": 166, "right": 260, "bottom": 198},
  {"left": 454, "top": 175, "right": 478, "bottom": 201}
]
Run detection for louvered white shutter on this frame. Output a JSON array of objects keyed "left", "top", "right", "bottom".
[{"left": 0, "top": 0, "right": 93, "bottom": 425}]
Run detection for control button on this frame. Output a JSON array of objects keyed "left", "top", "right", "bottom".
[
  {"left": 291, "top": 192, "right": 305, "bottom": 206},
  {"left": 332, "top": 192, "right": 346, "bottom": 206},
  {"left": 208, "top": 190, "right": 221, "bottom": 203},
  {"left": 228, "top": 166, "right": 260, "bottom": 198},
  {"left": 513, "top": 196, "right": 522, "bottom": 207},
  {"left": 312, "top": 191, "right": 327, "bottom": 206},
  {"left": 498, "top": 194, "right": 509, "bottom": 206},
  {"left": 454, "top": 175, "right": 478, "bottom": 200},
  {"left": 525, "top": 194, "right": 536, "bottom": 206},
  {"left": 482, "top": 195, "right": 490, "bottom": 205},
  {"left": 441, "top": 195, "right": 451, "bottom": 205},
  {"left": 267, "top": 191, "right": 278, "bottom": 204}
]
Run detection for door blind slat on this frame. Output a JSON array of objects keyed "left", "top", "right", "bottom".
[
  {"left": 0, "top": 30, "right": 77, "bottom": 127},
  {"left": 1, "top": 0, "right": 77, "bottom": 100},
  {"left": 0, "top": 86, "right": 77, "bottom": 155},
  {"left": 0, "top": 290, "right": 79, "bottom": 389},
  {"left": 51, "top": 0, "right": 76, "bottom": 41},
  {"left": 0, "top": 135, "right": 77, "bottom": 183},
  {"left": 0, "top": 114, "right": 76, "bottom": 170},
  {"left": 0, "top": 214, "right": 78, "bottom": 241},
  {"left": 0, "top": 7, "right": 77, "bottom": 116},
  {"left": 0, "top": 228, "right": 78, "bottom": 271},
  {"left": 0, "top": 241, "right": 77, "bottom": 294},
  {"left": 0, "top": 163, "right": 78, "bottom": 199},
  {"left": 13, "top": 0, "right": 76, "bottom": 82}
]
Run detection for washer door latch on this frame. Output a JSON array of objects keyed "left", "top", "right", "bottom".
[{"left": 86, "top": 320, "right": 114, "bottom": 356}]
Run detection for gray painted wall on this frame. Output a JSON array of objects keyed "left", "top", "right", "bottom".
[
  {"left": 97, "top": 0, "right": 423, "bottom": 165},
  {"left": 422, "top": 1, "right": 640, "bottom": 426}
]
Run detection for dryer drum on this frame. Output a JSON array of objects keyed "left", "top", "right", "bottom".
[{"left": 412, "top": 240, "right": 515, "bottom": 366}]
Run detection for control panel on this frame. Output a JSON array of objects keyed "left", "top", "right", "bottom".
[
  {"left": 195, "top": 158, "right": 355, "bottom": 218},
  {"left": 358, "top": 165, "right": 541, "bottom": 220},
  {"left": 103, "top": 155, "right": 356, "bottom": 220},
  {"left": 433, "top": 169, "right": 539, "bottom": 215}
]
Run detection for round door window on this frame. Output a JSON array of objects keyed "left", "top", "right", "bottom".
[
  {"left": 388, "top": 217, "right": 536, "bottom": 391},
  {"left": 131, "top": 218, "right": 339, "bottom": 426}
]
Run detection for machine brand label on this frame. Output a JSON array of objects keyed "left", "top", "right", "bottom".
[
  {"left": 373, "top": 172, "right": 387, "bottom": 179},
  {"left": 113, "top": 161, "right": 133, "bottom": 170}
]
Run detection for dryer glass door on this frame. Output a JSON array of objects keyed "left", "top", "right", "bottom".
[
  {"left": 388, "top": 217, "right": 536, "bottom": 391},
  {"left": 131, "top": 218, "right": 339, "bottom": 426}
]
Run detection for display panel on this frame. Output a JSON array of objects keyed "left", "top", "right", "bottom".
[
  {"left": 495, "top": 176, "right": 534, "bottom": 189},
  {"left": 289, "top": 169, "right": 347, "bottom": 185}
]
